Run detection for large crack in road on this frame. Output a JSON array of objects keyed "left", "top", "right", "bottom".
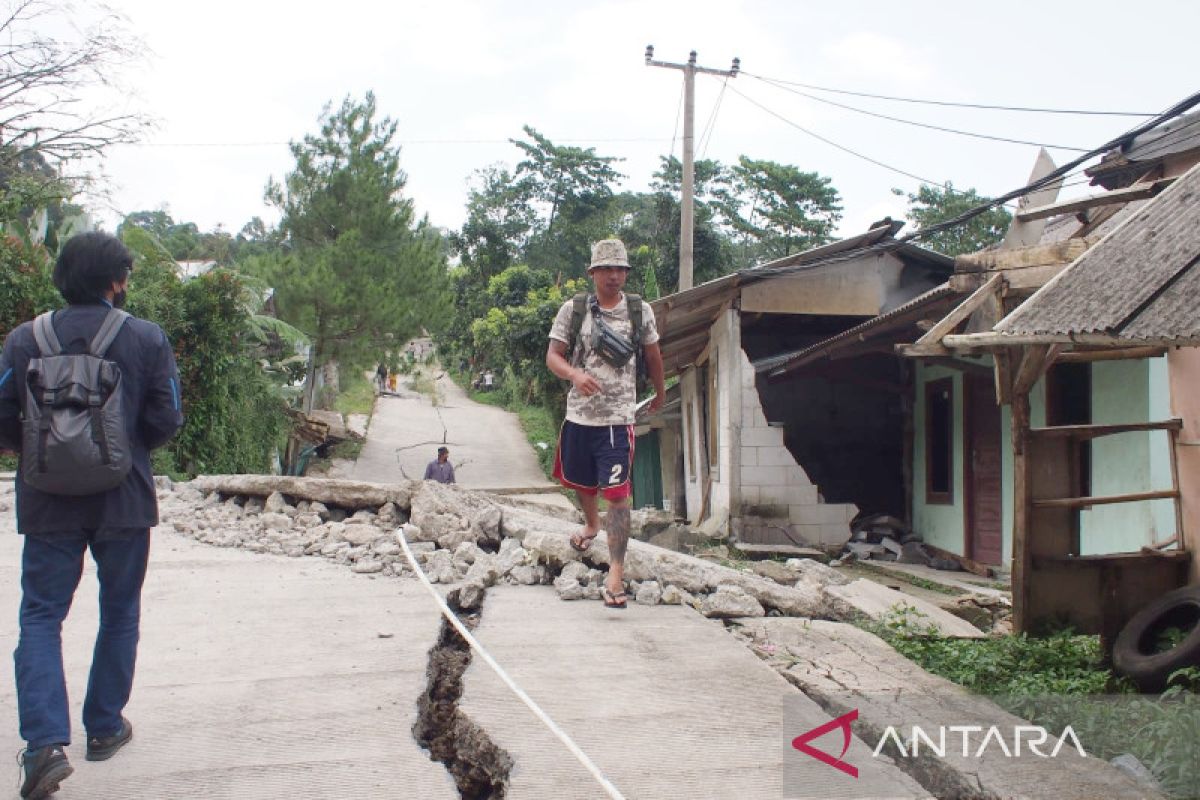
[{"left": 413, "top": 589, "right": 514, "bottom": 799}]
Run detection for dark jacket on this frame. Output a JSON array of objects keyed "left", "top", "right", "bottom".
[{"left": 0, "top": 302, "right": 183, "bottom": 536}]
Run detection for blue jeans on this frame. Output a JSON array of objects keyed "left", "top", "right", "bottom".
[{"left": 14, "top": 531, "right": 150, "bottom": 750}]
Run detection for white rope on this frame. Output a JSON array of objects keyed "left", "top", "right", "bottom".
[{"left": 397, "top": 527, "right": 627, "bottom": 800}]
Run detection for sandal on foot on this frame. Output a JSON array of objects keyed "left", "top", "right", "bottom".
[
  {"left": 602, "top": 587, "right": 629, "bottom": 609},
  {"left": 570, "top": 530, "right": 598, "bottom": 553}
]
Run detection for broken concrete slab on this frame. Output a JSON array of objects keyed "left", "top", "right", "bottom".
[
  {"left": 826, "top": 579, "right": 986, "bottom": 638},
  {"left": 460, "top": 587, "right": 926, "bottom": 800},
  {"left": 740, "top": 618, "right": 1161, "bottom": 800},
  {"left": 192, "top": 475, "right": 416, "bottom": 509}
]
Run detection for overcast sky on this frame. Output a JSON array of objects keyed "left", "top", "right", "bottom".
[{"left": 86, "top": 0, "right": 1197, "bottom": 243}]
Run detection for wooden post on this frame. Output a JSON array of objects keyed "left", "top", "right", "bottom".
[{"left": 1011, "top": 389, "right": 1033, "bottom": 633}]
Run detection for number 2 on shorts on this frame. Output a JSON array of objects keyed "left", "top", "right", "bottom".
[{"left": 608, "top": 463, "right": 623, "bottom": 485}]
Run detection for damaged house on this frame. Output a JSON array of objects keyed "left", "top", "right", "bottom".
[
  {"left": 752, "top": 111, "right": 1200, "bottom": 637},
  {"left": 638, "top": 220, "right": 954, "bottom": 550}
]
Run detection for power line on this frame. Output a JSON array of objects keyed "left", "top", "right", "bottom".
[
  {"left": 742, "top": 89, "right": 1200, "bottom": 277},
  {"left": 725, "top": 81, "right": 962, "bottom": 189},
  {"left": 700, "top": 77, "right": 729, "bottom": 158},
  {"left": 751, "top": 74, "right": 1091, "bottom": 152},
  {"left": 669, "top": 79, "right": 684, "bottom": 160},
  {"left": 742, "top": 72, "right": 1159, "bottom": 117}
]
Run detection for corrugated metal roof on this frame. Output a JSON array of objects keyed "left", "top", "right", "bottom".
[
  {"left": 997, "top": 161, "right": 1200, "bottom": 343},
  {"left": 757, "top": 283, "right": 960, "bottom": 377}
]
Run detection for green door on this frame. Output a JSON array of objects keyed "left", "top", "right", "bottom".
[{"left": 632, "top": 430, "right": 664, "bottom": 509}]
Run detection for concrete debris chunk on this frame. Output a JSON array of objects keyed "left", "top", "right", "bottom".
[{"left": 700, "top": 585, "right": 765, "bottom": 618}]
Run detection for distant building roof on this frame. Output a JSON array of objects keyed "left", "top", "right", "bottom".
[
  {"left": 996, "top": 161, "right": 1200, "bottom": 345},
  {"left": 176, "top": 260, "right": 217, "bottom": 279},
  {"left": 1086, "top": 109, "right": 1200, "bottom": 190}
]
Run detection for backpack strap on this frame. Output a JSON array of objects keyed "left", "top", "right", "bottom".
[
  {"left": 567, "top": 293, "right": 588, "bottom": 365},
  {"left": 626, "top": 294, "right": 643, "bottom": 346},
  {"left": 89, "top": 309, "right": 129, "bottom": 357},
  {"left": 32, "top": 312, "right": 62, "bottom": 357}
]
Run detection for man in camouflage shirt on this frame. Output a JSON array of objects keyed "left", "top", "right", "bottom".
[{"left": 546, "top": 239, "right": 665, "bottom": 609}]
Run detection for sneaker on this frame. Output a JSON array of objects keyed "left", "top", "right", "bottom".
[
  {"left": 85, "top": 717, "right": 133, "bottom": 762},
  {"left": 18, "top": 745, "right": 72, "bottom": 800}
]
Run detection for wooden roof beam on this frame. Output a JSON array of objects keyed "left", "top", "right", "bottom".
[{"left": 1014, "top": 177, "right": 1176, "bottom": 223}]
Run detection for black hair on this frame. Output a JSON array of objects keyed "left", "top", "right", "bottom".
[
  {"left": 437, "top": 447, "right": 449, "bottom": 454},
  {"left": 52, "top": 231, "right": 133, "bottom": 304}
]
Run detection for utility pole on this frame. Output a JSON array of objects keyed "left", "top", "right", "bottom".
[{"left": 646, "top": 46, "right": 739, "bottom": 292}]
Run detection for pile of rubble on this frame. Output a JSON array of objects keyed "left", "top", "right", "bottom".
[{"left": 163, "top": 475, "right": 871, "bottom": 623}]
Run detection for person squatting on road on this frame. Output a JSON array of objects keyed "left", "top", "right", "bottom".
[
  {"left": 545, "top": 239, "right": 665, "bottom": 609},
  {"left": 0, "top": 232, "right": 184, "bottom": 799},
  {"left": 423, "top": 446, "right": 456, "bottom": 484}
]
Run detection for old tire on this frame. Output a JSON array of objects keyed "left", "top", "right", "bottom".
[{"left": 1113, "top": 584, "right": 1200, "bottom": 692}]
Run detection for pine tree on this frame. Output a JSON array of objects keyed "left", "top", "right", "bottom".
[{"left": 265, "top": 93, "right": 450, "bottom": 409}]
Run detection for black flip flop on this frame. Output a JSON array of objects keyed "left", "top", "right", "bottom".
[
  {"left": 570, "top": 531, "right": 597, "bottom": 553},
  {"left": 602, "top": 587, "right": 629, "bottom": 609}
]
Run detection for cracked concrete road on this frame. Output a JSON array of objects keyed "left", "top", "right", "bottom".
[
  {"left": 0, "top": 515, "right": 456, "bottom": 800},
  {"left": 461, "top": 587, "right": 928, "bottom": 800}
]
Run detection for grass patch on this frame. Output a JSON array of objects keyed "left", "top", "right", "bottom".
[
  {"left": 334, "top": 370, "right": 377, "bottom": 418},
  {"left": 864, "top": 608, "right": 1200, "bottom": 799},
  {"left": 0, "top": 452, "right": 16, "bottom": 471}
]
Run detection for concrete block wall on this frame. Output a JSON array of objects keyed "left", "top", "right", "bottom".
[{"left": 735, "top": 348, "right": 856, "bottom": 547}]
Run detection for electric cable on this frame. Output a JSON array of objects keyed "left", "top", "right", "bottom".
[
  {"left": 751, "top": 74, "right": 1091, "bottom": 152},
  {"left": 734, "top": 89, "right": 1200, "bottom": 277},
  {"left": 669, "top": 79, "right": 684, "bottom": 160},
  {"left": 742, "top": 72, "right": 1159, "bottom": 117},
  {"left": 699, "top": 77, "right": 729, "bottom": 159}
]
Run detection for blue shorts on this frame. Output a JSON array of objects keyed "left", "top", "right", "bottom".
[{"left": 552, "top": 420, "right": 635, "bottom": 501}]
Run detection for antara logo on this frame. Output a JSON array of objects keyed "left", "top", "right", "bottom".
[
  {"left": 792, "top": 710, "right": 1089, "bottom": 779},
  {"left": 791, "top": 709, "right": 859, "bottom": 778}
]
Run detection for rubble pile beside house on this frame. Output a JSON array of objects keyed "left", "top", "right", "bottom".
[{"left": 176, "top": 476, "right": 984, "bottom": 636}]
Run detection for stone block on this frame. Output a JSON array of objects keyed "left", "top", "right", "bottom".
[
  {"left": 740, "top": 427, "right": 781, "bottom": 447},
  {"left": 756, "top": 447, "right": 797, "bottom": 468}
]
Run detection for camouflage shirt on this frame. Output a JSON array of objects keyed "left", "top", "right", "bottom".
[{"left": 549, "top": 294, "right": 660, "bottom": 426}]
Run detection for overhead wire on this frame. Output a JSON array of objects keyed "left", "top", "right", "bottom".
[
  {"left": 669, "top": 79, "right": 685, "bottom": 160},
  {"left": 741, "top": 72, "right": 1159, "bottom": 117},
  {"left": 699, "top": 77, "right": 729, "bottom": 159},
  {"left": 737, "top": 88, "right": 1200, "bottom": 278},
  {"left": 750, "top": 74, "right": 1092, "bottom": 152}
]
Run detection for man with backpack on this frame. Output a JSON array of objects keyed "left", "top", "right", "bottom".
[
  {"left": 0, "top": 232, "right": 183, "bottom": 799},
  {"left": 546, "top": 239, "right": 665, "bottom": 610}
]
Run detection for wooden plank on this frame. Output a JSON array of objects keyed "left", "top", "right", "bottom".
[
  {"left": 1033, "top": 550, "right": 1191, "bottom": 566},
  {"left": 1031, "top": 419, "right": 1183, "bottom": 439},
  {"left": 1012, "top": 344, "right": 1051, "bottom": 396},
  {"left": 920, "top": 543, "right": 995, "bottom": 578},
  {"left": 1169, "top": 427, "right": 1184, "bottom": 542},
  {"left": 1033, "top": 489, "right": 1180, "bottom": 509},
  {"left": 1011, "top": 393, "right": 1032, "bottom": 633},
  {"left": 950, "top": 263, "right": 1068, "bottom": 293},
  {"left": 896, "top": 342, "right": 951, "bottom": 358},
  {"left": 993, "top": 350, "right": 1013, "bottom": 405},
  {"left": 1055, "top": 346, "right": 1167, "bottom": 363},
  {"left": 1002, "top": 148, "right": 1063, "bottom": 248},
  {"left": 1014, "top": 177, "right": 1175, "bottom": 222},
  {"left": 954, "top": 237, "right": 1097, "bottom": 272},
  {"left": 916, "top": 357, "right": 993, "bottom": 377},
  {"left": 913, "top": 273, "right": 1003, "bottom": 347}
]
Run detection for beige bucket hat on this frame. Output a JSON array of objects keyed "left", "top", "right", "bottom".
[{"left": 588, "top": 239, "right": 631, "bottom": 270}]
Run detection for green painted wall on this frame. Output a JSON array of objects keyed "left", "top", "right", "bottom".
[{"left": 1079, "top": 357, "right": 1174, "bottom": 553}]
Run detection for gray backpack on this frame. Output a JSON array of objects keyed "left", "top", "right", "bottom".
[{"left": 21, "top": 309, "right": 133, "bottom": 495}]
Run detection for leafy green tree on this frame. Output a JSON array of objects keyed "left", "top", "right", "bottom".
[
  {"left": 451, "top": 165, "right": 536, "bottom": 276},
  {"left": 121, "top": 226, "right": 286, "bottom": 475},
  {"left": 263, "top": 92, "right": 450, "bottom": 409},
  {"left": 510, "top": 125, "right": 624, "bottom": 274},
  {"left": 717, "top": 157, "right": 841, "bottom": 262},
  {"left": 0, "top": 235, "right": 58, "bottom": 335},
  {"left": 894, "top": 182, "right": 1012, "bottom": 256}
]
